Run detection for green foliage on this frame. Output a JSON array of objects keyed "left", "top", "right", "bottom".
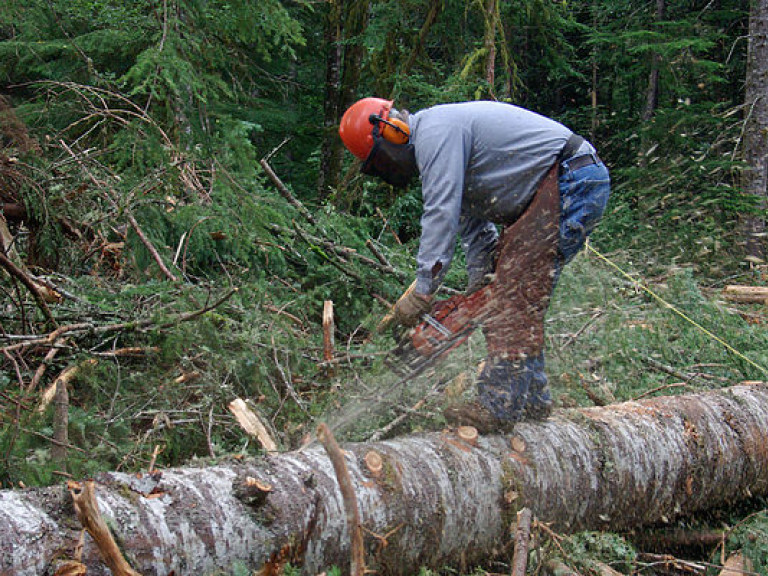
[
  {"left": 1, "top": 1, "right": 767, "bottom": 574},
  {"left": 725, "top": 511, "right": 768, "bottom": 574},
  {"left": 559, "top": 531, "right": 638, "bottom": 575}
]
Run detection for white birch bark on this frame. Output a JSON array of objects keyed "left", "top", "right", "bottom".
[{"left": 2, "top": 383, "right": 768, "bottom": 575}]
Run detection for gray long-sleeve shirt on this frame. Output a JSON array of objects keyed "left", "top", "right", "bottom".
[{"left": 408, "top": 101, "right": 590, "bottom": 294}]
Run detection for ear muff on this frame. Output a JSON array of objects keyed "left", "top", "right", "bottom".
[
  {"left": 369, "top": 114, "right": 410, "bottom": 145},
  {"left": 380, "top": 118, "right": 410, "bottom": 145}
]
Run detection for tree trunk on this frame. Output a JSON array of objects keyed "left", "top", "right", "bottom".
[
  {"left": 741, "top": 0, "right": 768, "bottom": 260},
  {"left": 3, "top": 384, "right": 768, "bottom": 576},
  {"left": 317, "top": 0, "right": 344, "bottom": 199},
  {"left": 641, "top": 0, "right": 665, "bottom": 122},
  {"left": 483, "top": 0, "right": 498, "bottom": 99},
  {"left": 338, "top": 0, "right": 370, "bottom": 113}
]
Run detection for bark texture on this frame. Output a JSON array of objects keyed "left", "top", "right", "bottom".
[
  {"left": 3, "top": 384, "right": 768, "bottom": 576},
  {"left": 741, "top": 0, "right": 768, "bottom": 258}
]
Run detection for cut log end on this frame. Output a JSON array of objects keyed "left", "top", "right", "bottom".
[
  {"left": 364, "top": 450, "right": 384, "bottom": 476},
  {"left": 510, "top": 436, "right": 527, "bottom": 453},
  {"left": 456, "top": 425, "right": 478, "bottom": 446}
]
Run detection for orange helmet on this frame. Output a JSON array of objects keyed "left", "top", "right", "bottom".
[{"left": 339, "top": 97, "right": 410, "bottom": 159}]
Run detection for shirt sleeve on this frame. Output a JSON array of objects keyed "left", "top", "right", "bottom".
[{"left": 414, "top": 124, "right": 472, "bottom": 294}]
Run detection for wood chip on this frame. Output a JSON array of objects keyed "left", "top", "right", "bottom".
[{"left": 228, "top": 398, "right": 278, "bottom": 452}]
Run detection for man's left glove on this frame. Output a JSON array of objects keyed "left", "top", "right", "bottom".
[{"left": 393, "top": 289, "right": 433, "bottom": 328}]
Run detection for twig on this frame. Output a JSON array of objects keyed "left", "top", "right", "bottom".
[
  {"left": 375, "top": 207, "right": 402, "bottom": 245},
  {"left": 633, "top": 382, "right": 692, "bottom": 401},
  {"left": 27, "top": 343, "right": 63, "bottom": 394},
  {"left": 271, "top": 224, "right": 407, "bottom": 280},
  {"left": 560, "top": 309, "right": 603, "bottom": 349},
  {"left": 365, "top": 239, "right": 394, "bottom": 269},
  {"left": 259, "top": 158, "right": 317, "bottom": 226},
  {"left": 58, "top": 138, "right": 178, "bottom": 282},
  {"left": 271, "top": 336, "right": 308, "bottom": 413},
  {"left": 579, "top": 376, "right": 609, "bottom": 407},
  {"left": 642, "top": 356, "right": 700, "bottom": 383},
  {"left": 126, "top": 212, "right": 178, "bottom": 282},
  {"left": 293, "top": 225, "right": 364, "bottom": 284},
  {"left": 92, "top": 347, "right": 161, "bottom": 358},
  {"left": 367, "top": 395, "right": 430, "bottom": 442},
  {"left": 534, "top": 520, "right": 568, "bottom": 557},
  {"left": 1, "top": 289, "right": 237, "bottom": 354},
  {"left": 0, "top": 250, "right": 58, "bottom": 327},
  {"left": 637, "top": 552, "right": 718, "bottom": 575},
  {"left": 317, "top": 423, "right": 365, "bottom": 576}
]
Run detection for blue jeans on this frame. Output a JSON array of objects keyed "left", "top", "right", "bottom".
[
  {"left": 480, "top": 159, "right": 610, "bottom": 421},
  {"left": 557, "top": 158, "right": 611, "bottom": 274}
]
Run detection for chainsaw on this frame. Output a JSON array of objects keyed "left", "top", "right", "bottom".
[{"left": 378, "top": 281, "right": 494, "bottom": 375}]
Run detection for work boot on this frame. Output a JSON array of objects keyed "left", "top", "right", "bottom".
[
  {"left": 443, "top": 401, "right": 518, "bottom": 434},
  {"left": 523, "top": 353, "right": 553, "bottom": 420},
  {"left": 476, "top": 358, "right": 530, "bottom": 423}
]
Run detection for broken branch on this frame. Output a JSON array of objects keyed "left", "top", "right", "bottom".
[
  {"left": 68, "top": 480, "right": 142, "bottom": 576},
  {"left": 317, "top": 422, "right": 365, "bottom": 576}
]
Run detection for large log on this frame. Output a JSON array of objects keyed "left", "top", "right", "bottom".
[{"left": 3, "top": 383, "right": 768, "bottom": 576}]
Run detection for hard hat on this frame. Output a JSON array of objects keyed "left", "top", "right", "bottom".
[{"left": 339, "top": 97, "right": 397, "bottom": 160}]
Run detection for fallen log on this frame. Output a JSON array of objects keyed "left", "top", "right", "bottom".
[
  {"left": 2, "top": 383, "right": 768, "bottom": 576},
  {"left": 722, "top": 285, "right": 768, "bottom": 304}
]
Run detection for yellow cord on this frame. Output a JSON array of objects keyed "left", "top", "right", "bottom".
[{"left": 585, "top": 241, "right": 768, "bottom": 377}]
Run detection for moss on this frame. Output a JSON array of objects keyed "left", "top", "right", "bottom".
[{"left": 499, "top": 459, "right": 524, "bottom": 529}]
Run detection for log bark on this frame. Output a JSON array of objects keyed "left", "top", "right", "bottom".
[
  {"left": 3, "top": 383, "right": 768, "bottom": 576},
  {"left": 723, "top": 285, "right": 768, "bottom": 304}
]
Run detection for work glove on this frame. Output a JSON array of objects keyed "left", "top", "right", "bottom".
[{"left": 393, "top": 288, "right": 433, "bottom": 328}]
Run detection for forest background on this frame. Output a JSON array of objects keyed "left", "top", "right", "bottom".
[{"left": 2, "top": 0, "right": 768, "bottom": 574}]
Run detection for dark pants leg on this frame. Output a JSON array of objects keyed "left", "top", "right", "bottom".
[
  {"left": 478, "top": 160, "right": 610, "bottom": 421},
  {"left": 479, "top": 166, "right": 561, "bottom": 420}
]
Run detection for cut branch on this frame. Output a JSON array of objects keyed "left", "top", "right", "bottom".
[
  {"left": 259, "top": 158, "right": 317, "bottom": 226},
  {"left": 126, "top": 212, "right": 178, "bottom": 282},
  {"left": 318, "top": 423, "right": 365, "bottom": 576},
  {"left": 228, "top": 398, "right": 278, "bottom": 452},
  {"left": 1, "top": 289, "right": 236, "bottom": 354},
  {"left": 0, "top": 250, "right": 59, "bottom": 327},
  {"left": 511, "top": 507, "right": 533, "bottom": 576},
  {"left": 68, "top": 480, "right": 142, "bottom": 576}
]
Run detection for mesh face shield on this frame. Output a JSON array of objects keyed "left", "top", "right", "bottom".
[{"left": 361, "top": 130, "right": 418, "bottom": 188}]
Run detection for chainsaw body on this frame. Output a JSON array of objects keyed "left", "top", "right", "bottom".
[{"left": 405, "top": 283, "right": 494, "bottom": 359}]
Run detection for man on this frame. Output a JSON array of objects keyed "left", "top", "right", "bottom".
[{"left": 339, "top": 98, "right": 610, "bottom": 433}]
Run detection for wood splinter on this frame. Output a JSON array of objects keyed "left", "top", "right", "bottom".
[
  {"left": 322, "top": 300, "right": 335, "bottom": 376},
  {"left": 68, "top": 480, "right": 142, "bottom": 576},
  {"left": 228, "top": 398, "right": 278, "bottom": 452}
]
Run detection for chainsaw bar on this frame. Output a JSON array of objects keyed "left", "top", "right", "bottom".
[{"left": 384, "top": 321, "right": 478, "bottom": 378}]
